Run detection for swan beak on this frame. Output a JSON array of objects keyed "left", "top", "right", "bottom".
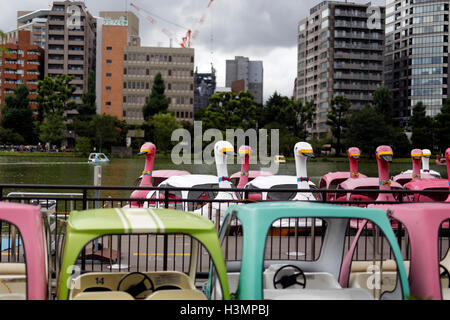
[
  {"left": 299, "top": 149, "right": 315, "bottom": 158},
  {"left": 379, "top": 152, "right": 393, "bottom": 162},
  {"left": 139, "top": 149, "right": 151, "bottom": 155},
  {"left": 238, "top": 150, "right": 250, "bottom": 157},
  {"left": 221, "top": 148, "right": 236, "bottom": 156}
]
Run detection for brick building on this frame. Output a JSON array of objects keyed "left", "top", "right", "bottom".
[{"left": 0, "top": 30, "right": 44, "bottom": 115}]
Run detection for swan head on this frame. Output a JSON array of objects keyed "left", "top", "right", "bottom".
[
  {"left": 238, "top": 145, "right": 252, "bottom": 158},
  {"left": 411, "top": 149, "right": 422, "bottom": 161},
  {"left": 376, "top": 145, "right": 393, "bottom": 163},
  {"left": 139, "top": 142, "right": 156, "bottom": 156},
  {"left": 347, "top": 147, "right": 361, "bottom": 159},
  {"left": 294, "top": 142, "right": 315, "bottom": 159},
  {"left": 214, "top": 141, "right": 235, "bottom": 160},
  {"left": 422, "top": 149, "right": 431, "bottom": 159}
]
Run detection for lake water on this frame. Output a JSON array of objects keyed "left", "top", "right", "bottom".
[{"left": 0, "top": 155, "right": 446, "bottom": 198}]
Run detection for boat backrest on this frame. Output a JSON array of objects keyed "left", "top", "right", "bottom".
[
  {"left": 145, "top": 289, "right": 207, "bottom": 300},
  {"left": 72, "top": 291, "right": 135, "bottom": 300}
]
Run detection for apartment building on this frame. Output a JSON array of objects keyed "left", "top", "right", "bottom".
[
  {"left": 296, "top": 1, "right": 385, "bottom": 139},
  {"left": 384, "top": 0, "right": 449, "bottom": 127},
  {"left": 15, "top": 9, "right": 50, "bottom": 49},
  {"left": 0, "top": 30, "right": 44, "bottom": 114},
  {"left": 96, "top": 12, "right": 140, "bottom": 120},
  {"left": 226, "top": 56, "right": 264, "bottom": 104},
  {"left": 123, "top": 47, "right": 195, "bottom": 125},
  {"left": 45, "top": 1, "right": 96, "bottom": 104}
]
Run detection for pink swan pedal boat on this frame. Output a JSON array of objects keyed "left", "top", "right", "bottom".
[
  {"left": 393, "top": 149, "right": 437, "bottom": 186},
  {"left": 0, "top": 202, "right": 48, "bottom": 300},
  {"left": 339, "top": 202, "right": 450, "bottom": 300},
  {"left": 318, "top": 147, "right": 367, "bottom": 201},
  {"left": 403, "top": 147, "right": 450, "bottom": 203},
  {"left": 129, "top": 142, "right": 190, "bottom": 207}
]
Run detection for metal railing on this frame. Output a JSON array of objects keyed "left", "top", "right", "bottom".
[{"left": 0, "top": 184, "right": 448, "bottom": 288}]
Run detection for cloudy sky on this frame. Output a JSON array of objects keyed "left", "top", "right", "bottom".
[{"left": 1, "top": 0, "right": 385, "bottom": 103}]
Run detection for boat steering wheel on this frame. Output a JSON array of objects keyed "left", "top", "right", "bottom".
[
  {"left": 117, "top": 272, "right": 155, "bottom": 298},
  {"left": 273, "top": 265, "right": 307, "bottom": 289},
  {"left": 440, "top": 264, "right": 450, "bottom": 288}
]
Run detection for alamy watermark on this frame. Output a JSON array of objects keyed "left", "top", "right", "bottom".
[{"left": 171, "top": 121, "right": 280, "bottom": 174}]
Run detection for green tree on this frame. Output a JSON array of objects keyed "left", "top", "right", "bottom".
[
  {"left": 0, "top": 128, "right": 24, "bottom": 145},
  {"left": 373, "top": 87, "right": 394, "bottom": 125},
  {"left": 142, "top": 72, "right": 169, "bottom": 121},
  {"left": 37, "top": 74, "right": 77, "bottom": 120},
  {"left": 410, "top": 101, "right": 434, "bottom": 149},
  {"left": 78, "top": 70, "right": 96, "bottom": 118},
  {"left": 90, "top": 115, "right": 127, "bottom": 151},
  {"left": 148, "top": 113, "right": 182, "bottom": 153},
  {"left": 75, "top": 137, "right": 92, "bottom": 156},
  {"left": 435, "top": 99, "right": 450, "bottom": 152},
  {"left": 1, "top": 85, "right": 37, "bottom": 143},
  {"left": 39, "top": 113, "right": 66, "bottom": 147},
  {"left": 200, "top": 91, "right": 261, "bottom": 131},
  {"left": 327, "top": 95, "right": 350, "bottom": 155},
  {"left": 344, "top": 104, "right": 410, "bottom": 157}
]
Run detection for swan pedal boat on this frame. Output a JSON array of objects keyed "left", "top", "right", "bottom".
[
  {"left": 211, "top": 201, "right": 410, "bottom": 300},
  {"left": 88, "top": 153, "right": 110, "bottom": 163},
  {"left": 56, "top": 207, "right": 230, "bottom": 300}
]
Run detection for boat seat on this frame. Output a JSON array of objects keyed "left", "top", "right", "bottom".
[
  {"left": 0, "top": 293, "right": 26, "bottom": 300},
  {"left": 0, "top": 263, "right": 26, "bottom": 275},
  {"left": 145, "top": 289, "right": 207, "bottom": 300},
  {"left": 69, "top": 271, "right": 195, "bottom": 299},
  {"left": 350, "top": 260, "right": 410, "bottom": 275},
  {"left": 349, "top": 272, "right": 397, "bottom": 298},
  {"left": 441, "top": 250, "right": 450, "bottom": 274},
  {"left": 443, "top": 289, "right": 450, "bottom": 300},
  {"left": 264, "top": 288, "right": 373, "bottom": 300},
  {"left": 0, "top": 275, "right": 26, "bottom": 295},
  {"left": 73, "top": 291, "right": 135, "bottom": 300}
]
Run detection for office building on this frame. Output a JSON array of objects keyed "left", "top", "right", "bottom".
[
  {"left": 123, "top": 46, "right": 195, "bottom": 124},
  {"left": 0, "top": 30, "right": 44, "bottom": 114},
  {"left": 226, "top": 56, "right": 264, "bottom": 104},
  {"left": 45, "top": 1, "right": 96, "bottom": 104},
  {"left": 194, "top": 67, "right": 216, "bottom": 113},
  {"left": 296, "top": 1, "right": 385, "bottom": 138},
  {"left": 384, "top": 0, "right": 449, "bottom": 126}
]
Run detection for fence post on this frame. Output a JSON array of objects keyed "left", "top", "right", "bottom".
[
  {"left": 81, "top": 188, "right": 87, "bottom": 271},
  {"left": 163, "top": 189, "right": 169, "bottom": 271}
]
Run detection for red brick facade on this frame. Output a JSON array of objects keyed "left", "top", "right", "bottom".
[{"left": 0, "top": 30, "right": 44, "bottom": 115}]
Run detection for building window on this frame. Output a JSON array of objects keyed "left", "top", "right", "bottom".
[
  {"left": 106, "top": 102, "right": 111, "bottom": 106},
  {"left": 106, "top": 86, "right": 111, "bottom": 91},
  {"left": 124, "top": 54, "right": 127, "bottom": 61},
  {"left": 106, "top": 73, "right": 112, "bottom": 77},
  {"left": 106, "top": 46, "right": 112, "bottom": 50},
  {"left": 123, "top": 96, "right": 127, "bottom": 103},
  {"left": 106, "top": 59, "right": 112, "bottom": 64},
  {"left": 124, "top": 68, "right": 127, "bottom": 75}
]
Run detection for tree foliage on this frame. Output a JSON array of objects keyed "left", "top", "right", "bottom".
[
  {"left": 1, "top": 85, "right": 37, "bottom": 143},
  {"left": 90, "top": 115, "right": 127, "bottom": 151},
  {"left": 39, "top": 113, "right": 66, "bottom": 147},
  {"left": 36, "top": 74, "right": 77, "bottom": 119},
  {"left": 148, "top": 113, "right": 182, "bottom": 152},
  {"left": 142, "top": 72, "right": 169, "bottom": 121},
  {"left": 435, "top": 99, "right": 450, "bottom": 152},
  {"left": 327, "top": 95, "right": 350, "bottom": 155},
  {"left": 78, "top": 70, "right": 96, "bottom": 118},
  {"left": 410, "top": 101, "right": 434, "bottom": 149}
]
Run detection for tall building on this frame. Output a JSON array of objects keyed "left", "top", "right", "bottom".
[
  {"left": 123, "top": 47, "right": 195, "bottom": 124},
  {"left": 194, "top": 66, "right": 216, "bottom": 113},
  {"left": 96, "top": 12, "right": 140, "bottom": 120},
  {"left": 226, "top": 56, "right": 264, "bottom": 104},
  {"left": 0, "top": 30, "right": 44, "bottom": 114},
  {"left": 296, "top": 1, "right": 385, "bottom": 138},
  {"left": 15, "top": 9, "right": 50, "bottom": 49},
  {"left": 45, "top": 1, "right": 96, "bottom": 104},
  {"left": 384, "top": 0, "right": 449, "bottom": 127}
]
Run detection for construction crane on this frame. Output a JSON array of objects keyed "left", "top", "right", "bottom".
[{"left": 130, "top": 1, "right": 215, "bottom": 48}]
